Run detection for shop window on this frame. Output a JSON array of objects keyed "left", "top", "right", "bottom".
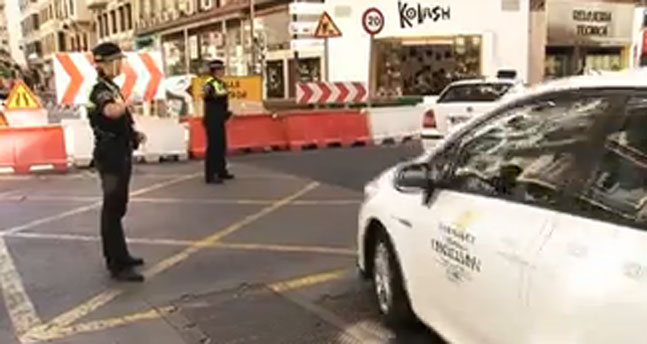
[
  {"left": 374, "top": 36, "right": 481, "bottom": 97},
  {"left": 102, "top": 13, "right": 108, "bottom": 37},
  {"left": 111, "top": 10, "right": 117, "bottom": 34},
  {"left": 97, "top": 16, "right": 103, "bottom": 38},
  {"left": 119, "top": 7, "right": 125, "bottom": 33},
  {"left": 266, "top": 60, "right": 284, "bottom": 98},
  {"left": 125, "top": 4, "right": 132, "bottom": 30},
  {"left": 287, "top": 57, "right": 321, "bottom": 98}
]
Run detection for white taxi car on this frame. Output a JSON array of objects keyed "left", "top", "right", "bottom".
[
  {"left": 358, "top": 71, "right": 647, "bottom": 344},
  {"left": 422, "top": 77, "right": 524, "bottom": 150}
]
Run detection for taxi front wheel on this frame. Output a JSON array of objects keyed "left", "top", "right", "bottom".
[{"left": 372, "top": 233, "right": 415, "bottom": 327}]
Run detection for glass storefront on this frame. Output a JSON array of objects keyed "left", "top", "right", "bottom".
[
  {"left": 374, "top": 35, "right": 482, "bottom": 97},
  {"left": 545, "top": 46, "right": 624, "bottom": 79}
]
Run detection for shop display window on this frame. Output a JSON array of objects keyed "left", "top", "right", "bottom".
[{"left": 374, "top": 35, "right": 481, "bottom": 97}]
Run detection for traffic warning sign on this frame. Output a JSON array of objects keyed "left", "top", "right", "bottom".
[
  {"left": 314, "top": 12, "right": 342, "bottom": 39},
  {"left": 5, "top": 81, "right": 42, "bottom": 110}
]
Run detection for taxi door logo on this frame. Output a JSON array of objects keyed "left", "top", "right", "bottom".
[{"left": 432, "top": 210, "right": 482, "bottom": 283}]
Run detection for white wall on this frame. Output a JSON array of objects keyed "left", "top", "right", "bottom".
[{"left": 324, "top": 0, "right": 530, "bottom": 84}]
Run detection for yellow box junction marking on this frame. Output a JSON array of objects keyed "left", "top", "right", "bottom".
[{"left": 20, "top": 181, "right": 320, "bottom": 343}]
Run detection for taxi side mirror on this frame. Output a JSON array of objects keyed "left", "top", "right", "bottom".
[{"left": 394, "top": 163, "right": 433, "bottom": 192}]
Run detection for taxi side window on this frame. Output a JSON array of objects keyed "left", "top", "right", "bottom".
[
  {"left": 442, "top": 91, "right": 622, "bottom": 211},
  {"left": 575, "top": 96, "right": 647, "bottom": 230}
]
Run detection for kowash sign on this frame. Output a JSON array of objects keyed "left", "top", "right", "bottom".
[
  {"left": 397, "top": 1, "right": 451, "bottom": 29},
  {"left": 547, "top": 1, "right": 634, "bottom": 44}
]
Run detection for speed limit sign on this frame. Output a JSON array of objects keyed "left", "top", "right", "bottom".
[{"left": 362, "top": 7, "right": 384, "bottom": 36}]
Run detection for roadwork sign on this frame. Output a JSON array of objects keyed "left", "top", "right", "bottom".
[
  {"left": 5, "top": 81, "right": 41, "bottom": 111},
  {"left": 314, "top": 12, "right": 342, "bottom": 38}
]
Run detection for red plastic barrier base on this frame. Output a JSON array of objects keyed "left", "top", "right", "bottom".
[
  {"left": 226, "top": 114, "right": 287, "bottom": 154},
  {"left": 186, "top": 109, "right": 372, "bottom": 159},
  {"left": 280, "top": 110, "right": 371, "bottom": 151},
  {"left": 186, "top": 113, "right": 286, "bottom": 158},
  {"left": 186, "top": 117, "right": 206, "bottom": 159},
  {"left": 0, "top": 125, "right": 68, "bottom": 173}
]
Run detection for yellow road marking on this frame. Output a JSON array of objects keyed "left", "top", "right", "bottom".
[
  {"left": 20, "top": 181, "right": 320, "bottom": 342},
  {"left": 6, "top": 232, "right": 356, "bottom": 256},
  {"left": 0, "top": 173, "right": 200, "bottom": 235},
  {"left": 0, "top": 236, "right": 42, "bottom": 336},
  {"left": 24, "top": 306, "right": 174, "bottom": 343},
  {"left": 23, "top": 268, "right": 349, "bottom": 343},
  {"left": 141, "top": 182, "right": 320, "bottom": 279},
  {"left": 269, "top": 269, "right": 349, "bottom": 293}
]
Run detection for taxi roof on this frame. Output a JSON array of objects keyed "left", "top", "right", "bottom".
[{"left": 525, "top": 69, "right": 647, "bottom": 96}]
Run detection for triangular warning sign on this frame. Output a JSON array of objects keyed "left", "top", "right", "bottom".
[
  {"left": 5, "top": 80, "right": 42, "bottom": 111},
  {"left": 314, "top": 12, "right": 342, "bottom": 39}
]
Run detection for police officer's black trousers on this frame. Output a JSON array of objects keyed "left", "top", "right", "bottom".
[
  {"left": 204, "top": 122, "right": 227, "bottom": 182},
  {"left": 98, "top": 161, "right": 132, "bottom": 272}
]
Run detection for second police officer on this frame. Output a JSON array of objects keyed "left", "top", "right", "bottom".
[
  {"left": 202, "top": 59, "right": 234, "bottom": 184},
  {"left": 87, "top": 42, "right": 147, "bottom": 282}
]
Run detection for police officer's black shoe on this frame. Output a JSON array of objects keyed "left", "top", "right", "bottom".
[
  {"left": 111, "top": 268, "right": 145, "bottom": 282},
  {"left": 124, "top": 256, "right": 145, "bottom": 267},
  {"left": 207, "top": 177, "right": 224, "bottom": 184},
  {"left": 219, "top": 172, "right": 235, "bottom": 180}
]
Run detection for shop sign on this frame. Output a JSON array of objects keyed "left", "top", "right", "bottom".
[
  {"left": 192, "top": 75, "right": 262, "bottom": 103},
  {"left": 224, "top": 76, "right": 262, "bottom": 102},
  {"left": 547, "top": 1, "right": 633, "bottom": 44},
  {"left": 397, "top": 0, "right": 450, "bottom": 29},
  {"left": 573, "top": 10, "right": 612, "bottom": 37}
]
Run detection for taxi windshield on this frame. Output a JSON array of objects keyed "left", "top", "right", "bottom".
[{"left": 438, "top": 83, "right": 513, "bottom": 103}]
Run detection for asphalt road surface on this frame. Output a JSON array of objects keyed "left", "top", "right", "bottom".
[{"left": 0, "top": 142, "right": 445, "bottom": 344}]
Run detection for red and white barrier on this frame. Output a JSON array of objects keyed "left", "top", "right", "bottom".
[
  {"left": 135, "top": 117, "right": 188, "bottom": 162},
  {"left": 61, "top": 119, "right": 94, "bottom": 167},
  {"left": 280, "top": 109, "right": 371, "bottom": 150},
  {"left": 54, "top": 52, "right": 165, "bottom": 105},
  {"left": 0, "top": 125, "right": 68, "bottom": 173},
  {"left": 366, "top": 106, "right": 425, "bottom": 144},
  {"left": 296, "top": 82, "right": 367, "bottom": 104}
]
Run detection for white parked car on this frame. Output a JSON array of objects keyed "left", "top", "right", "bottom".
[
  {"left": 422, "top": 78, "right": 524, "bottom": 150},
  {"left": 358, "top": 71, "right": 647, "bottom": 344}
]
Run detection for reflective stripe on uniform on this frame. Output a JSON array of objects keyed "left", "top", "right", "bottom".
[{"left": 209, "top": 78, "right": 228, "bottom": 96}]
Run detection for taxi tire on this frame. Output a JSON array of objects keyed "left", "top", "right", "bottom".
[{"left": 372, "top": 233, "right": 415, "bottom": 327}]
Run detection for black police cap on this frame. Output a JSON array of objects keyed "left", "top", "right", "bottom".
[
  {"left": 92, "top": 42, "right": 124, "bottom": 62},
  {"left": 208, "top": 59, "right": 225, "bottom": 70}
]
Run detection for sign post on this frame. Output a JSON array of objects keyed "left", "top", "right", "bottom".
[
  {"left": 362, "top": 7, "right": 384, "bottom": 106},
  {"left": 314, "top": 12, "right": 342, "bottom": 82}
]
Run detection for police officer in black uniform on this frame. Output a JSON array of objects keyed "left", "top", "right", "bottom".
[
  {"left": 203, "top": 60, "right": 234, "bottom": 184},
  {"left": 87, "top": 42, "right": 146, "bottom": 282}
]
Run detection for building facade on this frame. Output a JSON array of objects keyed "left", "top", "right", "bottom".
[
  {"left": 89, "top": 0, "right": 136, "bottom": 50},
  {"left": 18, "top": 0, "right": 95, "bottom": 90}
]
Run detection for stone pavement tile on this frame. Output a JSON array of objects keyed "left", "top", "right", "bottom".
[
  {"left": 0, "top": 200, "right": 95, "bottom": 231},
  {"left": 45, "top": 317, "right": 186, "bottom": 344},
  {"left": 5, "top": 237, "right": 178, "bottom": 322},
  {"left": 141, "top": 248, "right": 353, "bottom": 306},
  {"left": 224, "top": 203, "right": 360, "bottom": 249}
]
